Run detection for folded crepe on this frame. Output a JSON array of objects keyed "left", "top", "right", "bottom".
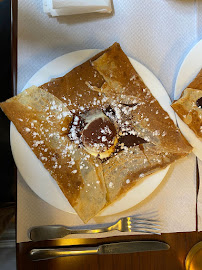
[
  {"left": 172, "top": 69, "right": 202, "bottom": 139},
  {"left": 1, "top": 43, "right": 192, "bottom": 222}
]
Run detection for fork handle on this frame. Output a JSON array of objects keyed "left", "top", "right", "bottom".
[
  {"left": 70, "top": 226, "right": 115, "bottom": 234},
  {"left": 30, "top": 224, "right": 117, "bottom": 242}
]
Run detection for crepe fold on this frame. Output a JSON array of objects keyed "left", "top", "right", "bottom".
[
  {"left": 172, "top": 69, "right": 202, "bottom": 139},
  {"left": 0, "top": 86, "right": 107, "bottom": 222},
  {"left": 1, "top": 43, "right": 192, "bottom": 222}
]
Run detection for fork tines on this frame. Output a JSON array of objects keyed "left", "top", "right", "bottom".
[{"left": 126, "top": 212, "right": 161, "bottom": 235}]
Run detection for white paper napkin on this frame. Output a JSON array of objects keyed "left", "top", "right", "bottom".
[
  {"left": 43, "top": 0, "right": 112, "bottom": 17},
  {"left": 17, "top": 0, "right": 199, "bottom": 243}
]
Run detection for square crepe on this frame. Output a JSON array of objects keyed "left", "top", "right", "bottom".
[
  {"left": 172, "top": 69, "right": 202, "bottom": 138},
  {"left": 1, "top": 43, "right": 192, "bottom": 223}
]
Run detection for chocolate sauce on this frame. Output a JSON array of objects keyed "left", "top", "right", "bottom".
[
  {"left": 119, "top": 134, "right": 147, "bottom": 147},
  {"left": 104, "top": 106, "right": 116, "bottom": 117},
  {"left": 69, "top": 107, "right": 147, "bottom": 160},
  {"left": 120, "top": 103, "right": 138, "bottom": 107},
  {"left": 82, "top": 117, "right": 117, "bottom": 150},
  {"left": 196, "top": 97, "right": 202, "bottom": 108}
]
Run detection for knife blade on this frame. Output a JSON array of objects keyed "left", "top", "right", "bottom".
[{"left": 30, "top": 241, "right": 170, "bottom": 261}]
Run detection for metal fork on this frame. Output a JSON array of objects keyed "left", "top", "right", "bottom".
[{"left": 29, "top": 213, "right": 161, "bottom": 241}]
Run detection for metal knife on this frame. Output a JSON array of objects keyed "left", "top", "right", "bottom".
[{"left": 30, "top": 241, "right": 170, "bottom": 261}]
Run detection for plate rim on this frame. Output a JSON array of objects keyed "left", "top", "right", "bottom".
[{"left": 11, "top": 48, "right": 173, "bottom": 217}]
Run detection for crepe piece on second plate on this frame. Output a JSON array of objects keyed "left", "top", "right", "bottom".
[{"left": 172, "top": 69, "right": 202, "bottom": 139}]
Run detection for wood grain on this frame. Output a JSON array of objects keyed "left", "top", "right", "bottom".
[{"left": 17, "top": 232, "right": 202, "bottom": 270}]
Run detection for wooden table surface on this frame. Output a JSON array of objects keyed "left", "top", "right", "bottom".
[{"left": 17, "top": 232, "right": 202, "bottom": 270}]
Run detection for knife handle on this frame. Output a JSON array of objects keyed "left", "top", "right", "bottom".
[{"left": 30, "top": 247, "right": 98, "bottom": 261}]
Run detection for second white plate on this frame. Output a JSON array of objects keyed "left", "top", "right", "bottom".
[{"left": 175, "top": 40, "right": 202, "bottom": 161}]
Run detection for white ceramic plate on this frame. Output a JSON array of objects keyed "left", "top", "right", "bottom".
[
  {"left": 175, "top": 40, "right": 202, "bottom": 161},
  {"left": 11, "top": 49, "right": 175, "bottom": 216}
]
